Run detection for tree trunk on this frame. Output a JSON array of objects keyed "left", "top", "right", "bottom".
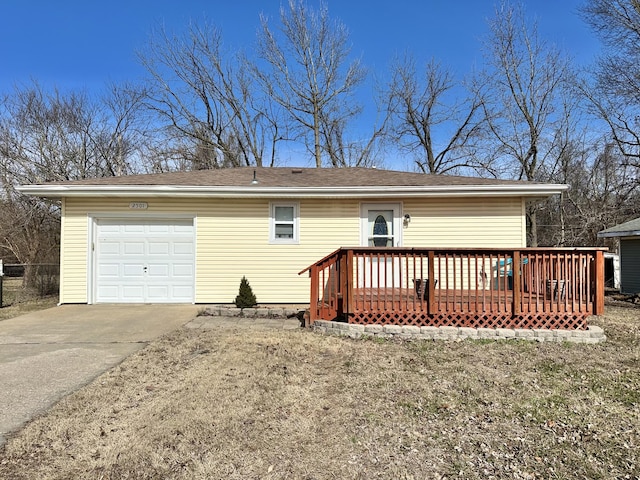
[{"left": 528, "top": 208, "right": 538, "bottom": 247}]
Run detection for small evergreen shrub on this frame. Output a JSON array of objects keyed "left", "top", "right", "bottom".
[{"left": 234, "top": 276, "right": 257, "bottom": 308}]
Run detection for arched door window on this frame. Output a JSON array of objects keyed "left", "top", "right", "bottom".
[
  {"left": 372, "top": 214, "right": 390, "bottom": 247},
  {"left": 368, "top": 211, "right": 394, "bottom": 247}
]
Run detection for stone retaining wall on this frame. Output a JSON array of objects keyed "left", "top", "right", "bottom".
[
  {"left": 200, "top": 306, "right": 606, "bottom": 343},
  {"left": 313, "top": 320, "right": 607, "bottom": 343},
  {"left": 200, "top": 305, "right": 304, "bottom": 320}
]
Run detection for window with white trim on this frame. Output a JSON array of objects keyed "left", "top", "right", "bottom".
[{"left": 270, "top": 203, "right": 299, "bottom": 243}]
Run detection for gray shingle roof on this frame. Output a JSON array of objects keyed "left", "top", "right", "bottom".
[
  {"left": 598, "top": 217, "right": 640, "bottom": 238},
  {"left": 41, "top": 167, "right": 539, "bottom": 187},
  {"left": 18, "top": 167, "right": 568, "bottom": 199}
]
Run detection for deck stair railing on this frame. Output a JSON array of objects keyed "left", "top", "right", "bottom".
[{"left": 300, "top": 247, "right": 606, "bottom": 330}]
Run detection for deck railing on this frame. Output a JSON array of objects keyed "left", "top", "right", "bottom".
[{"left": 300, "top": 247, "right": 606, "bottom": 330}]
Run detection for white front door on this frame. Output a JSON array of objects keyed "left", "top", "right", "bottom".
[
  {"left": 361, "top": 204, "right": 401, "bottom": 247},
  {"left": 360, "top": 204, "right": 402, "bottom": 288},
  {"left": 94, "top": 218, "right": 195, "bottom": 303}
]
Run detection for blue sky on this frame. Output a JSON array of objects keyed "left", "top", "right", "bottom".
[
  {"left": 1, "top": 0, "right": 599, "bottom": 92},
  {"left": 0, "top": 1, "right": 601, "bottom": 169}
]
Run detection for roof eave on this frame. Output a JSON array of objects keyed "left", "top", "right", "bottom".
[
  {"left": 597, "top": 230, "right": 640, "bottom": 238},
  {"left": 16, "top": 184, "right": 569, "bottom": 199}
]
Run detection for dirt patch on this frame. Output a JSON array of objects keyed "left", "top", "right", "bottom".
[
  {"left": 0, "top": 307, "right": 639, "bottom": 479},
  {"left": 607, "top": 292, "right": 640, "bottom": 308}
]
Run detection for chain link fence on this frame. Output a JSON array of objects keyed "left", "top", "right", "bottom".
[{"left": 0, "top": 263, "right": 60, "bottom": 307}]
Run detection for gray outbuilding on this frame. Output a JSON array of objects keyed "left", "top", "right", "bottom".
[{"left": 598, "top": 217, "right": 640, "bottom": 295}]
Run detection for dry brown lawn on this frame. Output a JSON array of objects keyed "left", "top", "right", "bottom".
[
  {"left": 0, "top": 277, "right": 58, "bottom": 321},
  {"left": 0, "top": 304, "right": 639, "bottom": 479}
]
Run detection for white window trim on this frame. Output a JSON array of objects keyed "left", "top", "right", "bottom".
[{"left": 270, "top": 202, "right": 300, "bottom": 244}]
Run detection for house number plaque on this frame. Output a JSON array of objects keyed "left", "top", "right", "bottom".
[{"left": 129, "top": 202, "right": 148, "bottom": 210}]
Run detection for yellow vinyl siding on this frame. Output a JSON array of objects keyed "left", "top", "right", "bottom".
[
  {"left": 401, "top": 197, "right": 526, "bottom": 248},
  {"left": 60, "top": 195, "right": 526, "bottom": 304},
  {"left": 59, "top": 198, "right": 90, "bottom": 302},
  {"left": 196, "top": 199, "right": 359, "bottom": 303}
]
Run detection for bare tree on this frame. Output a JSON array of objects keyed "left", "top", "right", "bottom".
[
  {"left": 537, "top": 139, "right": 640, "bottom": 246},
  {"left": 476, "top": 2, "right": 574, "bottom": 245},
  {"left": 387, "top": 56, "right": 487, "bottom": 175},
  {"left": 0, "top": 83, "right": 145, "bottom": 185},
  {"left": 0, "top": 195, "right": 60, "bottom": 288},
  {"left": 0, "top": 82, "right": 146, "bottom": 286},
  {"left": 580, "top": 0, "right": 640, "bottom": 167},
  {"left": 318, "top": 104, "right": 388, "bottom": 167},
  {"left": 99, "top": 81, "right": 150, "bottom": 176},
  {"left": 254, "top": 0, "right": 368, "bottom": 167},
  {"left": 139, "top": 22, "right": 281, "bottom": 169}
]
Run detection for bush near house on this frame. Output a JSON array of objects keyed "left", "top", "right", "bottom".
[{"left": 234, "top": 276, "right": 257, "bottom": 308}]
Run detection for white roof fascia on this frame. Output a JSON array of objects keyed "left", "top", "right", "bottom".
[{"left": 17, "top": 184, "right": 569, "bottom": 198}]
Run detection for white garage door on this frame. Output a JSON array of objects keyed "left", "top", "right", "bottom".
[{"left": 94, "top": 218, "right": 195, "bottom": 303}]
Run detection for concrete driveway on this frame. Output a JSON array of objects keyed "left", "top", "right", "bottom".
[{"left": 0, "top": 304, "right": 199, "bottom": 446}]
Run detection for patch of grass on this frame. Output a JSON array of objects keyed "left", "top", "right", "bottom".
[
  {"left": 361, "top": 334, "right": 388, "bottom": 344},
  {"left": 0, "top": 277, "right": 58, "bottom": 321},
  {"left": 534, "top": 358, "right": 567, "bottom": 375},
  {"left": 468, "top": 337, "right": 499, "bottom": 345},
  {"left": 0, "top": 305, "right": 639, "bottom": 479},
  {"left": 588, "top": 371, "right": 640, "bottom": 407},
  {"left": 515, "top": 393, "right": 571, "bottom": 421}
]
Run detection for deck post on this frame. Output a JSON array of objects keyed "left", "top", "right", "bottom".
[
  {"left": 309, "top": 265, "right": 319, "bottom": 324},
  {"left": 513, "top": 250, "right": 522, "bottom": 315},
  {"left": 337, "top": 251, "right": 344, "bottom": 320},
  {"left": 428, "top": 250, "right": 436, "bottom": 315},
  {"left": 594, "top": 249, "right": 605, "bottom": 315},
  {"left": 345, "top": 249, "right": 355, "bottom": 322}
]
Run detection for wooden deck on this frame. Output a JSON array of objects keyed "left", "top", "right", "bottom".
[{"left": 301, "top": 247, "right": 606, "bottom": 330}]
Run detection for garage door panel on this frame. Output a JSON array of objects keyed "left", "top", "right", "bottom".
[
  {"left": 148, "top": 224, "right": 171, "bottom": 233},
  {"left": 147, "top": 264, "right": 170, "bottom": 276},
  {"left": 99, "top": 264, "right": 120, "bottom": 277},
  {"left": 97, "top": 285, "right": 119, "bottom": 300},
  {"left": 147, "top": 285, "right": 170, "bottom": 299},
  {"left": 99, "top": 241, "right": 121, "bottom": 255},
  {"left": 123, "top": 242, "right": 145, "bottom": 255},
  {"left": 173, "top": 264, "right": 194, "bottom": 277},
  {"left": 95, "top": 218, "right": 195, "bottom": 303},
  {"left": 123, "top": 264, "right": 144, "bottom": 277},
  {"left": 123, "top": 224, "right": 145, "bottom": 233},
  {"left": 173, "top": 241, "right": 194, "bottom": 255},
  {"left": 170, "top": 286, "right": 194, "bottom": 301},
  {"left": 99, "top": 224, "right": 121, "bottom": 234},
  {"left": 173, "top": 224, "right": 194, "bottom": 233},
  {"left": 122, "top": 285, "right": 145, "bottom": 300},
  {"left": 148, "top": 242, "right": 170, "bottom": 255}
]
